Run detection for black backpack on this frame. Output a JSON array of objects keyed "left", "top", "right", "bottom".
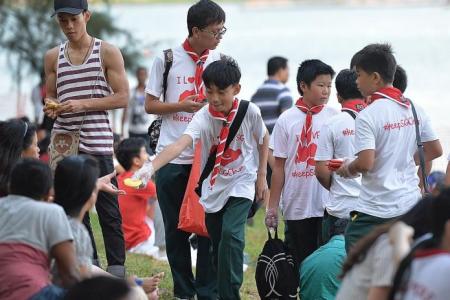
[{"left": 255, "top": 229, "right": 298, "bottom": 299}]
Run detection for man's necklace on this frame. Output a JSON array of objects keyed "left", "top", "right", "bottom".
[{"left": 66, "top": 37, "right": 94, "bottom": 65}]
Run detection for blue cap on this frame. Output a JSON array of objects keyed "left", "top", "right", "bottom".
[{"left": 51, "top": 0, "right": 88, "bottom": 17}]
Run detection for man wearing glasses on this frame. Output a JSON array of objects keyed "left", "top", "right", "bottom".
[{"left": 144, "top": 1, "right": 226, "bottom": 299}]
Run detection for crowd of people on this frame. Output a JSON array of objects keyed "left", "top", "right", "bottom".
[{"left": 2, "top": 0, "right": 450, "bottom": 299}]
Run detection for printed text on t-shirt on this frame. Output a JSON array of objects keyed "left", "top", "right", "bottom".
[{"left": 383, "top": 117, "right": 418, "bottom": 131}]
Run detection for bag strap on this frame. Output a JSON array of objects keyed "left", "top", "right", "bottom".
[
  {"left": 162, "top": 49, "right": 173, "bottom": 102},
  {"left": 343, "top": 109, "right": 357, "bottom": 119},
  {"left": 410, "top": 99, "right": 429, "bottom": 194},
  {"left": 198, "top": 100, "right": 250, "bottom": 186}
]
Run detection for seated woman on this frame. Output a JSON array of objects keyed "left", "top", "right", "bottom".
[
  {"left": 0, "top": 159, "right": 79, "bottom": 300},
  {"left": 53, "top": 156, "right": 162, "bottom": 299},
  {"left": 0, "top": 119, "right": 40, "bottom": 197},
  {"left": 390, "top": 188, "right": 450, "bottom": 299}
]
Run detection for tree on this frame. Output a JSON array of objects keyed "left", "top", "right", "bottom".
[{"left": 0, "top": 0, "right": 141, "bottom": 93}]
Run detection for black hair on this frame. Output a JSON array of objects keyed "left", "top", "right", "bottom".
[
  {"left": 335, "top": 69, "right": 363, "bottom": 100},
  {"left": 187, "top": 0, "right": 225, "bottom": 37},
  {"left": 296, "top": 59, "right": 335, "bottom": 95},
  {"left": 350, "top": 49, "right": 363, "bottom": 70},
  {"left": 267, "top": 56, "right": 288, "bottom": 77},
  {"left": 329, "top": 218, "right": 349, "bottom": 238},
  {"left": 116, "top": 138, "right": 146, "bottom": 171},
  {"left": 393, "top": 65, "right": 408, "bottom": 93},
  {"left": 54, "top": 155, "right": 100, "bottom": 218},
  {"left": 389, "top": 190, "right": 450, "bottom": 300},
  {"left": 202, "top": 57, "right": 241, "bottom": 90},
  {"left": 64, "top": 276, "right": 131, "bottom": 300},
  {"left": 353, "top": 43, "right": 397, "bottom": 84},
  {"left": 342, "top": 195, "right": 435, "bottom": 278},
  {"left": 136, "top": 66, "right": 147, "bottom": 75},
  {"left": 0, "top": 119, "right": 37, "bottom": 197},
  {"left": 9, "top": 158, "right": 52, "bottom": 200}
]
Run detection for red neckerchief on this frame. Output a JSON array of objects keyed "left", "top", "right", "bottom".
[
  {"left": 209, "top": 99, "right": 239, "bottom": 187},
  {"left": 371, "top": 87, "right": 410, "bottom": 108},
  {"left": 183, "top": 39, "right": 209, "bottom": 102},
  {"left": 295, "top": 98, "right": 324, "bottom": 166},
  {"left": 341, "top": 99, "right": 367, "bottom": 114}
]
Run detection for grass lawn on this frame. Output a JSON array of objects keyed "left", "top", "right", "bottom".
[{"left": 91, "top": 208, "right": 285, "bottom": 299}]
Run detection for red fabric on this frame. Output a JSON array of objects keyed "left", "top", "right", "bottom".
[
  {"left": 295, "top": 98, "right": 324, "bottom": 166},
  {"left": 178, "top": 141, "right": 208, "bottom": 237},
  {"left": 371, "top": 87, "right": 410, "bottom": 108},
  {"left": 208, "top": 98, "right": 239, "bottom": 188},
  {"left": 118, "top": 171, "right": 156, "bottom": 250},
  {"left": 182, "top": 39, "right": 209, "bottom": 102},
  {"left": 414, "top": 248, "right": 450, "bottom": 258},
  {"left": 0, "top": 243, "right": 50, "bottom": 300},
  {"left": 341, "top": 99, "right": 367, "bottom": 113}
]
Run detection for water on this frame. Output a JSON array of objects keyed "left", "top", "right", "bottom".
[{"left": 1, "top": 2, "right": 450, "bottom": 169}]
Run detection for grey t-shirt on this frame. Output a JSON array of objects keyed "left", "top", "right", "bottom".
[
  {"left": 336, "top": 234, "right": 395, "bottom": 299},
  {"left": 0, "top": 194, "right": 73, "bottom": 253}
]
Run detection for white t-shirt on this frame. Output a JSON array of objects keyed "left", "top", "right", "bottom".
[
  {"left": 272, "top": 106, "right": 338, "bottom": 220},
  {"left": 315, "top": 111, "right": 362, "bottom": 219},
  {"left": 355, "top": 99, "right": 437, "bottom": 218},
  {"left": 400, "top": 251, "right": 450, "bottom": 300},
  {"left": 336, "top": 234, "right": 395, "bottom": 300},
  {"left": 146, "top": 45, "right": 221, "bottom": 164},
  {"left": 184, "top": 101, "right": 266, "bottom": 213}
]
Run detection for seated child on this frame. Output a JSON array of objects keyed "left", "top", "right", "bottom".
[
  {"left": 53, "top": 156, "right": 161, "bottom": 299},
  {"left": 116, "top": 138, "right": 159, "bottom": 256}
]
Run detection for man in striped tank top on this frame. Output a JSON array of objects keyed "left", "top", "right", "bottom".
[
  {"left": 43, "top": 0, "right": 129, "bottom": 278},
  {"left": 144, "top": 1, "right": 226, "bottom": 299}
]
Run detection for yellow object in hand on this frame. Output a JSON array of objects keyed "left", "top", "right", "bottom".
[
  {"left": 46, "top": 99, "right": 59, "bottom": 109},
  {"left": 124, "top": 178, "right": 143, "bottom": 188}
]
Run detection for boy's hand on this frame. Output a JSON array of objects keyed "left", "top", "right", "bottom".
[
  {"left": 97, "top": 171, "right": 125, "bottom": 195},
  {"left": 255, "top": 173, "right": 269, "bottom": 202},
  {"left": 43, "top": 97, "right": 60, "bottom": 119},
  {"left": 132, "top": 160, "right": 155, "bottom": 187},
  {"left": 336, "top": 158, "right": 359, "bottom": 178},
  {"left": 265, "top": 207, "right": 278, "bottom": 229},
  {"left": 179, "top": 94, "right": 204, "bottom": 113}
]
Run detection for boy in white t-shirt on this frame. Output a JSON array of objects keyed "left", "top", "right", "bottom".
[
  {"left": 143, "top": 1, "right": 226, "bottom": 298},
  {"left": 337, "top": 43, "right": 442, "bottom": 251},
  {"left": 135, "top": 59, "right": 269, "bottom": 299},
  {"left": 315, "top": 69, "right": 367, "bottom": 243},
  {"left": 265, "top": 59, "right": 338, "bottom": 270}
]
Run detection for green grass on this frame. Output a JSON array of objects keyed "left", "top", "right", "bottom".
[{"left": 91, "top": 209, "right": 284, "bottom": 299}]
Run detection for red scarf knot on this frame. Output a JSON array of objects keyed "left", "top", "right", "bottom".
[
  {"left": 209, "top": 99, "right": 239, "bottom": 188},
  {"left": 341, "top": 99, "right": 367, "bottom": 114},
  {"left": 183, "top": 39, "right": 209, "bottom": 102},
  {"left": 295, "top": 98, "right": 324, "bottom": 166},
  {"left": 371, "top": 87, "right": 410, "bottom": 108}
]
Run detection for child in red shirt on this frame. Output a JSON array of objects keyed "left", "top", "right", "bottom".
[{"left": 116, "top": 138, "right": 158, "bottom": 255}]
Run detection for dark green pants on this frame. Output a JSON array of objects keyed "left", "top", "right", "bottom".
[
  {"left": 156, "top": 163, "right": 217, "bottom": 299},
  {"left": 205, "top": 197, "right": 252, "bottom": 300},
  {"left": 321, "top": 211, "right": 341, "bottom": 244},
  {"left": 345, "top": 211, "right": 395, "bottom": 253}
]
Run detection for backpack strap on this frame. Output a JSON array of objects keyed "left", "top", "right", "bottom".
[
  {"left": 162, "top": 49, "right": 173, "bottom": 102},
  {"left": 343, "top": 109, "right": 357, "bottom": 119},
  {"left": 410, "top": 99, "right": 429, "bottom": 194},
  {"left": 195, "top": 100, "right": 250, "bottom": 196}
]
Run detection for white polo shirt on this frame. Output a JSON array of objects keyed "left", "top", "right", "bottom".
[
  {"left": 315, "top": 111, "right": 361, "bottom": 219},
  {"left": 146, "top": 45, "right": 221, "bottom": 164},
  {"left": 184, "top": 101, "right": 266, "bottom": 213},
  {"left": 355, "top": 99, "right": 437, "bottom": 218},
  {"left": 272, "top": 106, "right": 338, "bottom": 220}
]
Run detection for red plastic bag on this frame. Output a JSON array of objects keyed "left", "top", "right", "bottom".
[{"left": 178, "top": 141, "right": 209, "bottom": 237}]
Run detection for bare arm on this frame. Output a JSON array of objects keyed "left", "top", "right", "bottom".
[
  {"left": 446, "top": 161, "right": 450, "bottom": 186},
  {"left": 367, "top": 287, "right": 391, "bottom": 300},
  {"left": 43, "top": 47, "right": 59, "bottom": 118},
  {"left": 315, "top": 161, "right": 332, "bottom": 190},
  {"left": 349, "top": 149, "right": 375, "bottom": 174},
  {"left": 268, "top": 157, "right": 286, "bottom": 211},
  {"left": 56, "top": 42, "right": 129, "bottom": 114},
  {"left": 145, "top": 93, "right": 204, "bottom": 115},
  {"left": 151, "top": 134, "right": 193, "bottom": 171},
  {"left": 268, "top": 149, "right": 275, "bottom": 170},
  {"left": 414, "top": 139, "right": 443, "bottom": 165},
  {"left": 255, "top": 131, "right": 269, "bottom": 200},
  {"left": 50, "top": 241, "right": 80, "bottom": 288}
]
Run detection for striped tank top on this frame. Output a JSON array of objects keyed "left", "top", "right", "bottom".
[{"left": 53, "top": 38, "right": 114, "bottom": 156}]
